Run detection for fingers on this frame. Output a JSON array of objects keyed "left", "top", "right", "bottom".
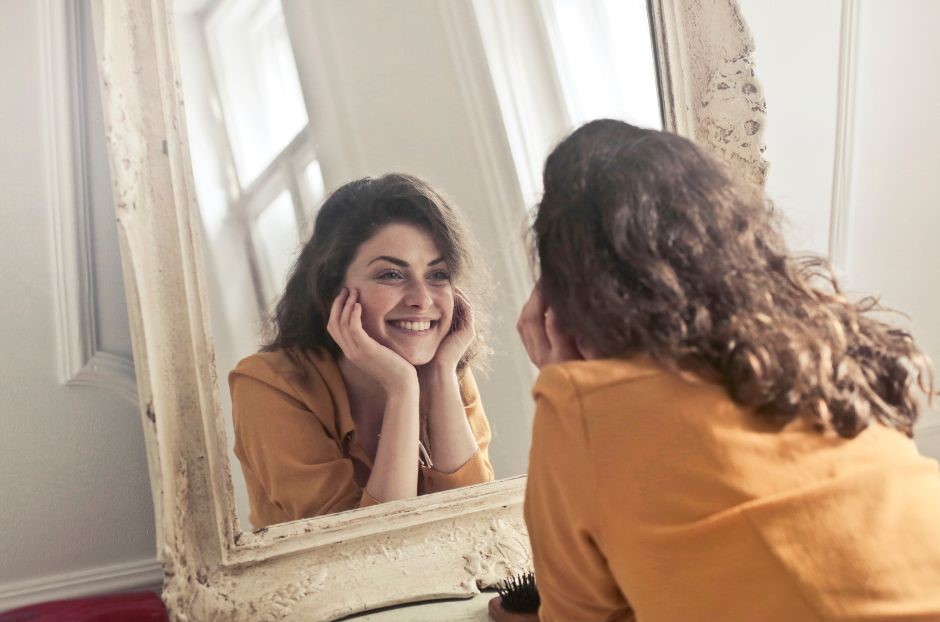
[
  {"left": 544, "top": 308, "right": 563, "bottom": 348},
  {"left": 328, "top": 288, "right": 364, "bottom": 356},
  {"left": 545, "top": 308, "right": 581, "bottom": 362},
  {"left": 340, "top": 288, "right": 356, "bottom": 329},
  {"left": 350, "top": 298, "right": 365, "bottom": 339},
  {"left": 452, "top": 288, "right": 474, "bottom": 335},
  {"left": 517, "top": 286, "right": 551, "bottom": 367},
  {"left": 327, "top": 288, "right": 349, "bottom": 346},
  {"left": 517, "top": 283, "right": 583, "bottom": 368}
]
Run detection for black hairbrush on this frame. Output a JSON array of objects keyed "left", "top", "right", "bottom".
[{"left": 496, "top": 571, "right": 540, "bottom": 614}]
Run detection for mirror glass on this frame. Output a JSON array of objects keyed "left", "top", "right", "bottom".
[{"left": 173, "top": 0, "right": 661, "bottom": 531}]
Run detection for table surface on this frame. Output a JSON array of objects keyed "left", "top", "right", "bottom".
[{"left": 343, "top": 591, "right": 493, "bottom": 622}]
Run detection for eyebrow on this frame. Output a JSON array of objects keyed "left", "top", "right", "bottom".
[{"left": 367, "top": 255, "right": 446, "bottom": 268}]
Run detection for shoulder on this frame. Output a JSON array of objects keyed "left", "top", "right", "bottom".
[
  {"left": 229, "top": 348, "right": 347, "bottom": 440},
  {"left": 229, "top": 348, "right": 336, "bottom": 397},
  {"left": 532, "top": 357, "right": 723, "bottom": 443},
  {"left": 529, "top": 358, "right": 663, "bottom": 447},
  {"left": 533, "top": 356, "right": 666, "bottom": 403}
]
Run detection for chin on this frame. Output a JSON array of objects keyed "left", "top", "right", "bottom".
[
  {"left": 399, "top": 350, "right": 436, "bottom": 367},
  {"left": 381, "top": 334, "right": 444, "bottom": 368}
]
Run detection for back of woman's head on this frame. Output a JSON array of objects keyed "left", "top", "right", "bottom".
[
  {"left": 535, "top": 119, "right": 931, "bottom": 437},
  {"left": 264, "top": 173, "right": 485, "bottom": 369}
]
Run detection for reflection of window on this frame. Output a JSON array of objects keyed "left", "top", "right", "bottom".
[
  {"left": 206, "top": 0, "right": 308, "bottom": 185},
  {"left": 474, "top": 0, "right": 660, "bottom": 210},
  {"left": 201, "top": 0, "right": 325, "bottom": 306},
  {"left": 540, "top": 0, "right": 662, "bottom": 131},
  {"left": 253, "top": 190, "right": 300, "bottom": 297}
]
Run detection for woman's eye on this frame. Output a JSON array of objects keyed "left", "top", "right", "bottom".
[
  {"left": 378, "top": 270, "right": 404, "bottom": 281},
  {"left": 428, "top": 271, "right": 451, "bottom": 282}
]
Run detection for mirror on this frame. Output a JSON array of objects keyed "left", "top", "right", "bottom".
[
  {"left": 172, "top": 0, "right": 663, "bottom": 530},
  {"left": 90, "top": 0, "right": 766, "bottom": 618}
]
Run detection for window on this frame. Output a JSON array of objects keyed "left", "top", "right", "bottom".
[
  {"left": 206, "top": 0, "right": 309, "bottom": 185},
  {"left": 540, "top": 0, "right": 662, "bottom": 131},
  {"left": 474, "top": 0, "right": 661, "bottom": 209},
  {"left": 198, "top": 0, "right": 326, "bottom": 307}
]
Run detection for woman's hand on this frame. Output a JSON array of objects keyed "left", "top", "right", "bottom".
[
  {"left": 517, "top": 281, "right": 583, "bottom": 369},
  {"left": 327, "top": 288, "right": 417, "bottom": 390},
  {"left": 422, "top": 288, "right": 475, "bottom": 374}
]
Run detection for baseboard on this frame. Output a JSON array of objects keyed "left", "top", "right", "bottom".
[{"left": 0, "top": 557, "right": 163, "bottom": 612}]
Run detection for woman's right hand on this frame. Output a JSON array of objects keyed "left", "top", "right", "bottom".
[
  {"left": 517, "top": 280, "right": 584, "bottom": 369},
  {"left": 327, "top": 288, "right": 417, "bottom": 390}
]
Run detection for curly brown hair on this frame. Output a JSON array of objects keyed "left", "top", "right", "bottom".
[
  {"left": 264, "top": 173, "right": 488, "bottom": 371},
  {"left": 534, "top": 119, "right": 932, "bottom": 438}
]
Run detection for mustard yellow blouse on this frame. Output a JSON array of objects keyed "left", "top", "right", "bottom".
[
  {"left": 229, "top": 348, "right": 494, "bottom": 529},
  {"left": 525, "top": 357, "right": 940, "bottom": 622}
]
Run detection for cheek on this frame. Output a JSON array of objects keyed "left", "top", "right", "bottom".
[{"left": 355, "top": 286, "right": 395, "bottom": 327}]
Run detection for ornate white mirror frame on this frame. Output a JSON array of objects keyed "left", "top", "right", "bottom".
[{"left": 89, "top": 0, "right": 766, "bottom": 619}]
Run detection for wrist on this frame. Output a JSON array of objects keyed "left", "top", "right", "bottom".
[
  {"left": 382, "top": 379, "right": 420, "bottom": 423},
  {"left": 419, "top": 358, "right": 458, "bottom": 380},
  {"left": 380, "top": 365, "right": 419, "bottom": 392}
]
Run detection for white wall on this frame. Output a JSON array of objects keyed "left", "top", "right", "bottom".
[
  {"left": 3, "top": 0, "right": 940, "bottom": 612},
  {"left": 0, "top": 1, "right": 159, "bottom": 611},
  {"left": 736, "top": 0, "right": 842, "bottom": 256},
  {"left": 844, "top": 1, "right": 940, "bottom": 452},
  {"left": 739, "top": 0, "right": 940, "bottom": 457}
]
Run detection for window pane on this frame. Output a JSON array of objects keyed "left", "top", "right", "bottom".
[
  {"left": 207, "top": 0, "right": 309, "bottom": 185},
  {"left": 253, "top": 190, "right": 300, "bottom": 302},
  {"left": 303, "top": 159, "right": 326, "bottom": 205},
  {"left": 303, "top": 158, "right": 326, "bottom": 219},
  {"left": 547, "top": 0, "right": 661, "bottom": 130}
]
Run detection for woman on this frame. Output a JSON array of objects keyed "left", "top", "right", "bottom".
[
  {"left": 230, "top": 174, "right": 494, "bottom": 530},
  {"left": 505, "top": 120, "right": 940, "bottom": 621}
]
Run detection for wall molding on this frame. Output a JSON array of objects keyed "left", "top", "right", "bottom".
[
  {"left": 827, "top": 0, "right": 859, "bottom": 274},
  {"left": 68, "top": 351, "right": 140, "bottom": 406},
  {"left": 40, "top": 0, "right": 137, "bottom": 405},
  {"left": 0, "top": 557, "right": 162, "bottom": 612}
]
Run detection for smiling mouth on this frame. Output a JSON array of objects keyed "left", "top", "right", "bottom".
[{"left": 389, "top": 320, "right": 437, "bottom": 333}]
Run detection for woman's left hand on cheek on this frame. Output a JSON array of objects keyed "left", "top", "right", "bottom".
[{"left": 428, "top": 288, "right": 475, "bottom": 372}]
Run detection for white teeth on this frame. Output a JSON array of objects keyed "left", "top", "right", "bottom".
[{"left": 393, "top": 320, "right": 432, "bottom": 332}]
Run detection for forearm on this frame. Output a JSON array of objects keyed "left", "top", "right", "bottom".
[
  {"left": 364, "top": 380, "right": 421, "bottom": 502},
  {"left": 421, "top": 364, "right": 479, "bottom": 473}
]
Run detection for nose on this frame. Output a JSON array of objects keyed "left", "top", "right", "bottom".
[{"left": 403, "top": 279, "right": 433, "bottom": 310}]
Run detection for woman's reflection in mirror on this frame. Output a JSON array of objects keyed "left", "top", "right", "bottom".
[
  {"left": 229, "top": 174, "right": 494, "bottom": 529},
  {"left": 493, "top": 120, "right": 940, "bottom": 621}
]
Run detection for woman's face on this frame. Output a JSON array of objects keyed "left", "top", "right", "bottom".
[{"left": 342, "top": 222, "right": 454, "bottom": 366}]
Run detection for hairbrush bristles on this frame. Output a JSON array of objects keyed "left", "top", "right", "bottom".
[{"left": 496, "top": 571, "right": 540, "bottom": 614}]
